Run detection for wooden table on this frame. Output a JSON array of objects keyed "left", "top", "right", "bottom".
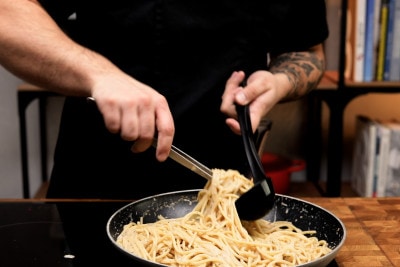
[
  {"left": 303, "top": 197, "right": 400, "bottom": 267},
  {"left": 1, "top": 197, "right": 400, "bottom": 266}
]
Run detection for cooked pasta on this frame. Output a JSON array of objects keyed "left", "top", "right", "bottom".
[{"left": 117, "top": 169, "right": 331, "bottom": 266}]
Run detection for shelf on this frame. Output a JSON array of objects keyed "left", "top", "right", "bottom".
[
  {"left": 307, "top": 0, "right": 400, "bottom": 197},
  {"left": 310, "top": 72, "right": 400, "bottom": 196},
  {"left": 317, "top": 70, "right": 400, "bottom": 91},
  {"left": 345, "top": 80, "right": 400, "bottom": 88}
]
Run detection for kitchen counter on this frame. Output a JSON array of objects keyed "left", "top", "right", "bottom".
[
  {"left": 304, "top": 197, "right": 400, "bottom": 267},
  {"left": 1, "top": 197, "right": 399, "bottom": 267}
]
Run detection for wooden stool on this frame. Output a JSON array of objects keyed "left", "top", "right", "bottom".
[{"left": 17, "top": 84, "right": 58, "bottom": 198}]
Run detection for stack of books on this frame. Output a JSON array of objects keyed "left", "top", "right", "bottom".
[
  {"left": 351, "top": 115, "right": 400, "bottom": 197},
  {"left": 346, "top": 0, "right": 400, "bottom": 82}
]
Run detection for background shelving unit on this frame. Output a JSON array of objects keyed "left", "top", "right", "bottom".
[{"left": 308, "top": 0, "right": 400, "bottom": 197}]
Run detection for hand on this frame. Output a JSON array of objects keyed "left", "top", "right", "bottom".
[
  {"left": 220, "top": 70, "right": 287, "bottom": 135},
  {"left": 90, "top": 72, "right": 174, "bottom": 162}
]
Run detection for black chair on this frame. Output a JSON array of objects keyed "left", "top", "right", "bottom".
[{"left": 17, "top": 83, "right": 58, "bottom": 198}]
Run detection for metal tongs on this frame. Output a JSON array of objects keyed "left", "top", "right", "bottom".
[{"left": 152, "top": 139, "right": 213, "bottom": 180}]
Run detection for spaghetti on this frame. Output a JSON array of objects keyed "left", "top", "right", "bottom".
[{"left": 117, "top": 169, "right": 331, "bottom": 266}]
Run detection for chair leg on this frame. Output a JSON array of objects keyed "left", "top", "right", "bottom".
[
  {"left": 18, "top": 94, "right": 30, "bottom": 198},
  {"left": 39, "top": 96, "right": 48, "bottom": 183}
]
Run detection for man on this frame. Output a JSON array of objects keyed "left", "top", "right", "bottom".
[{"left": 0, "top": 0, "right": 328, "bottom": 265}]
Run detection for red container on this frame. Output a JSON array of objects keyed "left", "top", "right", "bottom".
[{"left": 261, "top": 153, "right": 306, "bottom": 194}]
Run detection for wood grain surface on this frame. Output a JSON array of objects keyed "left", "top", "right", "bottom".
[{"left": 302, "top": 197, "right": 400, "bottom": 267}]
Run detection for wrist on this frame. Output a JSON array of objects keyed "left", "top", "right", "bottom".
[{"left": 271, "top": 71, "right": 297, "bottom": 101}]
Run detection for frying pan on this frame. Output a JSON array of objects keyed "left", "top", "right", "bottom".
[{"left": 107, "top": 190, "right": 346, "bottom": 267}]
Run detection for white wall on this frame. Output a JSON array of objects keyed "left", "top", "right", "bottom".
[
  {"left": 0, "top": 66, "right": 35, "bottom": 198},
  {"left": 0, "top": 65, "right": 65, "bottom": 198}
]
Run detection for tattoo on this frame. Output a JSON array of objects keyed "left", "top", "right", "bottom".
[{"left": 269, "top": 51, "right": 324, "bottom": 101}]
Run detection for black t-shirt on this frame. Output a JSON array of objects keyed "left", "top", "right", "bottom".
[{"left": 41, "top": 0, "right": 329, "bottom": 199}]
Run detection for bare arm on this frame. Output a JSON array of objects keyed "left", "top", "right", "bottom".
[
  {"left": 268, "top": 44, "right": 325, "bottom": 101},
  {"left": 0, "top": 0, "right": 123, "bottom": 95},
  {"left": 0, "top": 0, "right": 174, "bottom": 161}
]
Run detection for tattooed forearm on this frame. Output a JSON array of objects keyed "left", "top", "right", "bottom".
[{"left": 268, "top": 48, "right": 325, "bottom": 101}]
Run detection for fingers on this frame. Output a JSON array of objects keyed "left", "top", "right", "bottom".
[
  {"left": 220, "top": 71, "right": 245, "bottom": 116},
  {"left": 130, "top": 94, "right": 175, "bottom": 162},
  {"left": 91, "top": 79, "right": 174, "bottom": 162},
  {"left": 121, "top": 98, "right": 153, "bottom": 142},
  {"left": 221, "top": 71, "right": 248, "bottom": 135},
  {"left": 221, "top": 71, "right": 279, "bottom": 135},
  {"left": 225, "top": 117, "right": 241, "bottom": 135},
  {"left": 152, "top": 115, "right": 175, "bottom": 162},
  {"left": 99, "top": 98, "right": 123, "bottom": 134},
  {"left": 153, "top": 102, "right": 175, "bottom": 161}
]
